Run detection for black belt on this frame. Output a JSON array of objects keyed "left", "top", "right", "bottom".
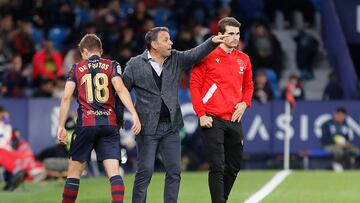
[{"left": 159, "top": 116, "right": 171, "bottom": 122}]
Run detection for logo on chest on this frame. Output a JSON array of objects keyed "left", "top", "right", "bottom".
[
  {"left": 237, "top": 59, "right": 244, "bottom": 74},
  {"left": 215, "top": 58, "right": 220, "bottom": 63}
]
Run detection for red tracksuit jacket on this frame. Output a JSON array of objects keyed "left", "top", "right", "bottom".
[{"left": 190, "top": 46, "right": 254, "bottom": 121}]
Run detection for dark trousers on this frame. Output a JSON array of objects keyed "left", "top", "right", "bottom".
[
  {"left": 201, "top": 116, "right": 243, "bottom": 203},
  {"left": 132, "top": 121, "right": 181, "bottom": 203}
]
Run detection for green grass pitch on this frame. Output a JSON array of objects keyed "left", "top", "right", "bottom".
[{"left": 0, "top": 171, "right": 359, "bottom": 203}]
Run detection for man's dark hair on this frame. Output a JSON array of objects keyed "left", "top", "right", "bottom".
[
  {"left": 78, "top": 34, "right": 102, "bottom": 53},
  {"left": 218, "top": 17, "right": 241, "bottom": 34},
  {"left": 145, "top": 27, "right": 169, "bottom": 50},
  {"left": 335, "top": 107, "right": 347, "bottom": 114}
]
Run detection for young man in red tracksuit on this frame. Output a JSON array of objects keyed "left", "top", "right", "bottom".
[{"left": 190, "top": 17, "right": 253, "bottom": 203}]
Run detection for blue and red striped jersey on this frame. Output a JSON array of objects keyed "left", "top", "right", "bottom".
[{"left": 66, "top": 55, "right": 122, "bottom": 127}]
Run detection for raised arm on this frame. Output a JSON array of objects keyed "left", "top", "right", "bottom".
[{"left": 176, "top": 34, "right": 228, "bottom": 70}]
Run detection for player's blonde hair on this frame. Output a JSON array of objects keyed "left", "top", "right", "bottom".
[{"left": 78, "top": 34, "right": 102, "bottom": 53}]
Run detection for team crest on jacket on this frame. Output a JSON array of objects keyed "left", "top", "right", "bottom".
[{"left": 237, "top": 59, "right": 244, "bottom": 74}]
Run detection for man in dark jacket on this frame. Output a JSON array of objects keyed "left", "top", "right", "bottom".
[
  {"left": 321, "top": 107, "right": 359, "bottom": 171},
  {"left": 122, "top": 26, "right": 227, "bottom": 203}
]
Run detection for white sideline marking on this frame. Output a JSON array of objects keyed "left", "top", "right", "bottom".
[{"left": 244, "top": 170, "right": 292, "bottom": 203}]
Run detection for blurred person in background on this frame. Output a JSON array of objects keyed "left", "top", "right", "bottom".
[
  {"left": 0, "top": 106, "right": 12, "bottom": 151},
  {"left": 114, "top": 45, "right": 133, "bottom": 71},
  {"left": 0, "top": 12, "right": 15, "bottom": 75},
  {"left": 63, "top": 48, "right": 82, "bottom": 74},
  {"left": 209, "top": 7, "right": 231, "bottom": 35},
  {"left": 32, "top": 39, "right": 64, "bottom": 87},
  {"left": 32, "top": 77, "right": 54, "bottom": 97},
  {"left": 282, "top": 74, "right": 305, "bottom": 101},
  {"left": 132, "top": 18, "right": 156, "bottom": 54},
  {"left": 193, "top": 23, "right": 210, "bottom": 46},
  {"left": 2, "top": 54, "right": 31, "bottom": 97},
  {"left": 11, "top": 19, "right": 36, "bottom": 65},
  {"left": 321, "top": 107, "right": 359, "bottom": 172},
  {"left": 127, "top": 0, "right": 153, "bottom": 32},
  {"left": 244, "top": 22, "right": 283, "bottom": 78},
  {"left": 53, "top": 76, "right": 67, "bottom": 99},
  {"left": 323, "top": 71, "right": 344, "bottom": 100},
  {"left": 96, "top": 0, "right": 126, "bottom": 55},
  {"left": 173, "top": 26, "right": 197, "bottom": 88},
  {"left": 10, "top": 129, "right": 46, "bottom": 181},
  {"left": 253, "top": 71, "right": 274, "bottom": 103},
  {"left": 0, "top": 106, "right": 45, "bottom": 191},
  {"left": 0, "top": 105, "right": 26, "bottom": 191},
  {"left": 190, "top": 17, "right": 253, "bottom": 203},
  {"left": 294, "top": 29, "right": 319, "bottom": 80},
  {"left": 113, "top": 26, "right": 137, "bottom": 69}
]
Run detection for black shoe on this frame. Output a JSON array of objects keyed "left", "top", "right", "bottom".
[{"left": 3, "top": 171, "right": 27, "bottom": 191}]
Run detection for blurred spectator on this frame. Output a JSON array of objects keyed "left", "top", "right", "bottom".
[
  {"left": 55, "top": 2, "right": 76, "bottom": 28},
  {"left": 132, "top": 18, "right": 155, "bottom": 54},
  {"left": 245, "top": 22, "right": 283, "bottom": 77},
  {"left": 0, "top": 105, "right": 24, "bottom": 191},
  {"left": 184, "top": 0, "right": 210, "bottom": 26},
  {"left": 127, "top": 1, "right": 153, "bottom": 32},
  {"left": 282, "top": 74, "right": 305, "bottom": 100},
  {"left": 32, "top": 39, "right": 64, "bottom": 86},
  {"left": 294, "top": 29, "right": 319, "bottom": 80},
  {"left": 323, "top": 71, "right": 344, "bottom": 100},
  {"left": 11, "top": 129, "right": 32, "bottom": 155},
  {"left": 83, "top": 22, "right": 97, "bottom": 35},
  {"left": 192, "top": 23, "right": 210, "bottom": 46},
  {"left": 173, "top": 26, "right": 197, "bottom": 52},
  {"left": 321, "top": 107, "right": 359, "bottom": 172},
  {"left": 32, "top": 77, "right": 54, "bottom": 97},
  {"left": 63, "top": 47, "right": 82, "bottom": 74},
  {"left": 171, "top": 0, "right": 211, "bottom": 27},
  {"left": 52, "top": 76, "right": 66, "bottom": 99},
  {"left": 2, "top": 55, "right": 31, "bottom": 97},
  {"left": 0, "top": 106, "right": 12, "bottom": 151},
  {"left": 209, "top": 7, "right": 231, "bottom": 35},
  {"left": 10, "top": 129, "right": 46, "bottom": 183},
  {"left": 114, "top": 45, "right": 133, "bottom": 70},
  {"left": 119, "top": 26, "right": 136, "bottom": 49},
  {"left": 30, "top": 0, "right": 46, "bottom": 29},
  {"left": 113, "top": 26, "right": 137, "bottom": 68},
  {"left": 253, "top": 71, "right": 274, "bottom": 103},
  {"left": 11, "top": 20, "right": 36, "bottom": 65},
  {"left": 173, "top": 26, "right": 197, "bottom": 88},
  {"left": 96, "top": 0, "right": 126, "bottom": 55},
  {"left": 0, "top": 12, "right": 15, "bottom": 74},
  {"left": 0, "top": 106, "right": 45, "bottom": 191}
]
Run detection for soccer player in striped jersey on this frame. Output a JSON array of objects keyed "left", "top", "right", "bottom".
[{"left": 57, "top": 34, "right": 141, "bottom": 203}]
